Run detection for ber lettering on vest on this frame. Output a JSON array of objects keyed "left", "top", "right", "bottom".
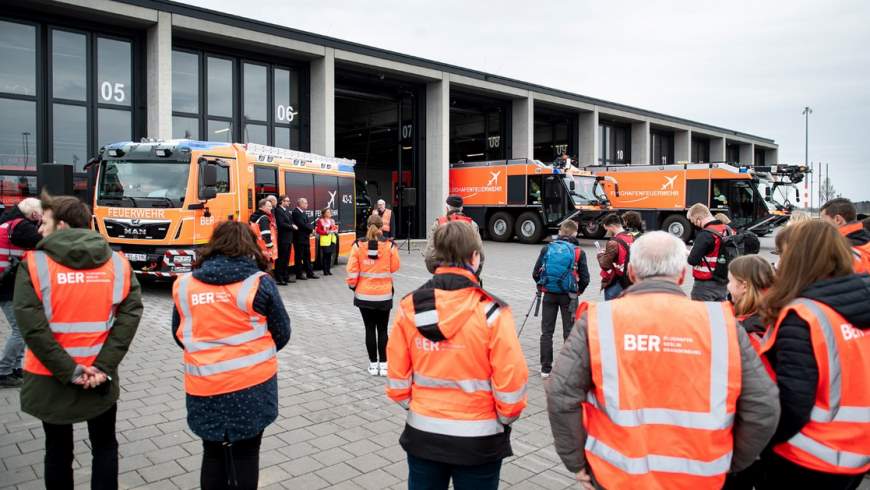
[
  {"left": 841, "top": 323, "right": 865, "bottom": 341},
  {"left": 56, "top": 272, "right": 85, "bottom": 285},
  {"left": 623, "top": 334, "right": 661, "bottom": 352}
]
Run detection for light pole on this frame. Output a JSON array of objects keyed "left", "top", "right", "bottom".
[{"left": 802, "top": 106, "right": 812, "bottom": 209}]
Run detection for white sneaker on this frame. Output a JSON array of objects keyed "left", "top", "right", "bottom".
[
  {"left": 378, "top": 362, "right": 388, "bottom": 377},
  {"left": 541, "top": 371, "right": 551, "bottom": 379},
  {"left": 368, "top": 362, "right": 379, "bottom": 376}
]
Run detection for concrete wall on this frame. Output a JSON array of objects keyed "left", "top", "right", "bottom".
[
  {"left": 763, "top": 148, "right": 779, "bottom": 165},
  {"left": 310, "top": 48, "right": 335, "bottom": 156},
  {"left": 146, "top": 11, "right": 172, "bottom": 140},
  {"left": 511, "top": 94, "right": 534, "bottom": 159},
  {"left": 631, "top": 121, "right": 650, "bottom": 165},
  {"left": 710, "top": 137, "right": 726, "bottom": 162},
  {"left": 426, "top": 76, "right": 450, "bottom": 229},
  {"left": 739, "top": 143, "right": 755, "bottom": 166},
  {"left": 675, "top": 129, "right": 691, "bottom": 163},
  {"left": 577, "top": 110, "right": 598, "bottom": 166}
]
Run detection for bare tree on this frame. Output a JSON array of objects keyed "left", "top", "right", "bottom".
[{"left": 820, "top": 176, "right": 839, "bottom": 203}]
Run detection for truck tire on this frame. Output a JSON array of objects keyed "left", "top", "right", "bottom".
[
  {"left": 582, "top": 219, "right": 607, "bottom": 239},
  {"left": 488, "top": 212, "right": 514, "bottom": 242},
  {"left": 662, "top": 214, "right": 693, "bottom": 242},
  {"left": 515, "top": 212, "right": 544, "bottom": 244}
]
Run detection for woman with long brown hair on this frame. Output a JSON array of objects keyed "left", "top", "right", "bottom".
[
  {"left": 756, "top": 220, "right": 870, "bottom": 489},
  {"left": 346, "top": 214, "right": 400, "bottom": 376},
  {"left": 171, "top": 220, "right": 290, "bottom": 489},
  {"left": 728, "top": 255, "right": 775, "bottom": 341}
]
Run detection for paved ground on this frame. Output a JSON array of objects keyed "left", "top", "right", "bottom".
[{"left": 0, "top": 235, "right": 865, "bottom": 489}]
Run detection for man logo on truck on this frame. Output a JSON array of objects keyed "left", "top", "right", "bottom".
[
  {"left": 487, "top": 171, "right": 501, "bottom": 187},
  {"left": 661, "top": 175, "right": 678, "bottom": 191}
]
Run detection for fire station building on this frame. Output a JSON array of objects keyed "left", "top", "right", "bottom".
[{"left": 0, "top": 0, "right": 778, "bottom": 237}]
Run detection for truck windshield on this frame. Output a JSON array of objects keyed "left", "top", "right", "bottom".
[
  {"left": 711, "top": 179, "right": 767, "bottom": 229},
  {"left": 97, "top": 160, "right": 189, "bottom": 208},
  {"left": 566, "top": 175, "right": 603, "bottom": 204}
]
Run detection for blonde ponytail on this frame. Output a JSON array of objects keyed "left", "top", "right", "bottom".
[{"left": 366, "top": 214, "right": 383, "bottom": 241}]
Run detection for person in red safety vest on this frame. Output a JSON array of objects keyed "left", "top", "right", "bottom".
[
  {"left": 757, "top": 220, "right": 870, "bottom": 489},
  {"left": 424, "top": 195, "right": 481, "bottom": 274},
  {"left": 687, "top": 203, "right": 733, "bottom": 301}
]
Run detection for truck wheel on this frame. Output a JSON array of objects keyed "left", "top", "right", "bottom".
[
  {"left": 662, "top": 215, "right": 693, "bottom": 242},
  {"left": 488, "top": 212, "right": 515, "bottom": 242},
  {"left": 582, "top": 219, "right": 607, "bottom": 239},
  {"left": 515, "top": 212, "right": 544, "bottom": 244}
]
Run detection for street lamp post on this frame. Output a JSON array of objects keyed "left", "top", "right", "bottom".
[{"left": 802, "top": 106, "right": 812, "bottom": 210}]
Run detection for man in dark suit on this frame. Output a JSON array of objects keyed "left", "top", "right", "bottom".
[
  {"left": 292, "top": 197, "right": 318, "bottom": 280},
  {"left": 274, "top": 195, "right": 295, "bottom": 285}
]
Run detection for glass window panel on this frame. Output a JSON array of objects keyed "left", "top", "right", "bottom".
[
  {"left": 172, "top": 50, "right": 199, "bottom": 114},
  {"left": 0, "top": 99, "right": 37, "bottom": 169},
  {"left": 274, "top": 126, "right": 290, "bottom": 149},
  {"left": 207, "top": 57, "right": 233, "bottom": 117},
  {"left": 244, "top": 124, "right": 267, "bottom": 145},
  {"left": 52, "top": 30, "right": 87, "bottom": 101},
  {"left": 243, "top": 63, "right": 267, "bottom": 121},
  {"left": 207, "top": 119, "right": 232, "bottom": 142},
  {"left": 0, "top": 21, "right": 36, "bottom": 96},
  {"left": 98, "top": 108, "right": 131, "bottom": 148},
  {"left": 0, "top": 175, "right": 37, "bottom": 209},
  {"left": 97, "top": 38, "right": 131, "bottom": 106},
  {"left": 52, "top": 104, "right": 88, "bottom": 171},
  {"left": 173, "top": 116, "right": 199, "bottom": 140}
]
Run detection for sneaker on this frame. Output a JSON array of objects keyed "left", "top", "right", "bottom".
[
  {"left": 378, "top": 362, "right": 388, "bottom": 377},
  {"left": 0, "top": 374, "right": 22, "bottom": 388},
  {"left": 540, "top": 371, "right": 551, "bottom": 379},
  {"left": 367, "top": 362, "right": 379, "bottom": 376}
]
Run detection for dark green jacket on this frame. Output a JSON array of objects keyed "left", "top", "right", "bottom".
[{"left": 14, "top": 228, "right": 143, "bottom": 424}]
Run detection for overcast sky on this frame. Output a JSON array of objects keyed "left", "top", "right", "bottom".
[{"left": 189, "top": 0, "right": 870, "bottom": 202}]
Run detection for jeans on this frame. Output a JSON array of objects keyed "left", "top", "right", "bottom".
[
  {"left": 691, "top": 280, "right": 727, "bottom": 301},
  {"left": 603, "top": 282, "right": 624, "bottom": 301},
  {"left": 407, "top": 454, "right": 502, "bottom": 490},
  {"left": 540, "top": 293, "right": 575, "bottom": 374},
  {"left": 0, "top": 300, "right": 24, "bottom": 375},
  {"left": 360, "top": 307, "right": 390, "bottom": 362},
  {"left": 201, "top": 432, "right": 263, "bottom": 490},
  {"left": 42, "top": 404, "right": 118, "bottom": 490}
]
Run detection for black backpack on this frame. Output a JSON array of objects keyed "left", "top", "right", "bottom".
[{"left": 708, "top": 229, "right": 742, "bottom": 284}]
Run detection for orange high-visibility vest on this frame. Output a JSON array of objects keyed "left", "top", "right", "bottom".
[
  {"left": 173, "top": 271, "right": 277, "bottom": 397},
  {"left": 386, "top": 267, "right": 528, "bottom": 437},
  {"left": 345, "top": 238, "right": 399, "bottom": 308},
  {"left": 840, "top": 222, "right": 870, "bottom": 274},
  {"left": 23, "top": 251, "right": 131, "bottom": 375},
  {"left": 436, "top": 213, "right": 473, "bottom": 226},
  {"left": 381, "top": 208, "right": 392, "bottom": 233},
  {"left": 761, "top": 298, "right": 870, "bottom": 475},
  {"left": 582, "top": 295, "right": 741, "bottom": 490}
]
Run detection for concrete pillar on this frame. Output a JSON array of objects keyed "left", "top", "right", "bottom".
[
  {"left": 146, "top": 11, "right": 172, "bottom": 140},
  {"left": 675, "top": 129, "right": 691, "bottom": 163},
  {"left": 310, "top": 48, "right": 335, "bottom": 156},
  {"left": 739, "top": 143, "right": 754, "bottom": 166},
  {"left": 511, "top": 93, "right": 533, "bottom": 159},
  {"left": 710, "top": 137, "right": 726, "bottom": 163},
  {"left": 577, "top": 109, "right": 598, "bottom": 166},
  {"left": 425, "top": 75, "right": 450, "bottom": 229},
  {"left": 765, "top": 148, "right": 778, "bottom": 165},
  {"left": 631, "top": 121, "right": 650, "bottom": 165}
]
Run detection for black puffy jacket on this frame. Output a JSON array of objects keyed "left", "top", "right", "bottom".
[{"left": 767, "top": 274, "right": 870, "bottom": 444}]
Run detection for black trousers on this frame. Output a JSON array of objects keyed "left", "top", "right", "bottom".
[
  {"left": 201, "top": 432, "right": 263, "bottom": 490},
  {"left": 321, "top": 245, "right": 334, "bottom": 274},
  {"left": 540, "top": 293, "right": 576, "bottom": 373},
  {"left": 293, "top": 240, "right": 313, "bottom": 277},
  {"left": 275, "top": 240, "right": 292, "bottom": 282},
  {"left": 755, "top": 453, "right": 864, "bottom": 490},
  {"left": 42, "top": 403, "right": 118, "bottom": 490},
  {"left": 360, "top": 307, "right": 390, "bottom": 362}
]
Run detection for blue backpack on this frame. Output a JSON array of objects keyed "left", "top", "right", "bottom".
[{"left": 538, "top": 240, "right": 579, "bottom": 294}]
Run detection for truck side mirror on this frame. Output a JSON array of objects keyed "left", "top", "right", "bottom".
[
  {"left": 199, "top": 162, "right": 218, "bottom": 201},
  {"left": 764, "top": 186, "right": 772, "bottom": 202}
]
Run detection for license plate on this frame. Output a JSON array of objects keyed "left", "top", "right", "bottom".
[{"left": 125, "top": 253, "right": 148, "bottom": 262}]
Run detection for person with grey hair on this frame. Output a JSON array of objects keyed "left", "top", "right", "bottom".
[
  {"left": 371, "top": 199, "right": 393, "bottom": 238},
  {"left": 0, "top": 198, "right": 43, "bottom": 387},
  {"left": 546, "top": 231, "right": 780, "bottom": 489}
]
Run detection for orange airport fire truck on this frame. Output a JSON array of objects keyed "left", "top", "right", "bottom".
[
  {"left": 91, "top": 141, "right": 357, "bottom": 278},
  {"left": 581, "top": 162, "right": 808, "bottom": 241},
  {"left": 448, "top": 158, "right": 614, "bottom": 243}
]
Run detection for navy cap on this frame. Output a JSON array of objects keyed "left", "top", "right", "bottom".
[{"left": 446, "top": 195, "right": 463, "bottom": 208}]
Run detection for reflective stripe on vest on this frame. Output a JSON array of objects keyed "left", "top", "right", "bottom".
[
  {"left": 184, "top": 346, "right": 277, "bottom": 377},
  {"left": 406, "top": 410, "right": 503, "bottom": 437},
  {"left": 359, "top": 272, "right": 392, "bottom": 279},
  {"left": 591, "top": 301, "right": 734, "bottom": 430},
  {"left": 0, "top": 219, "right": 25, "bottom": 274},
  {"left": 772, "top": 299, "right": 870, "bottom": 471},
  {"left": 586, "top": 435, "right": 732, "bottom": 477}
]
